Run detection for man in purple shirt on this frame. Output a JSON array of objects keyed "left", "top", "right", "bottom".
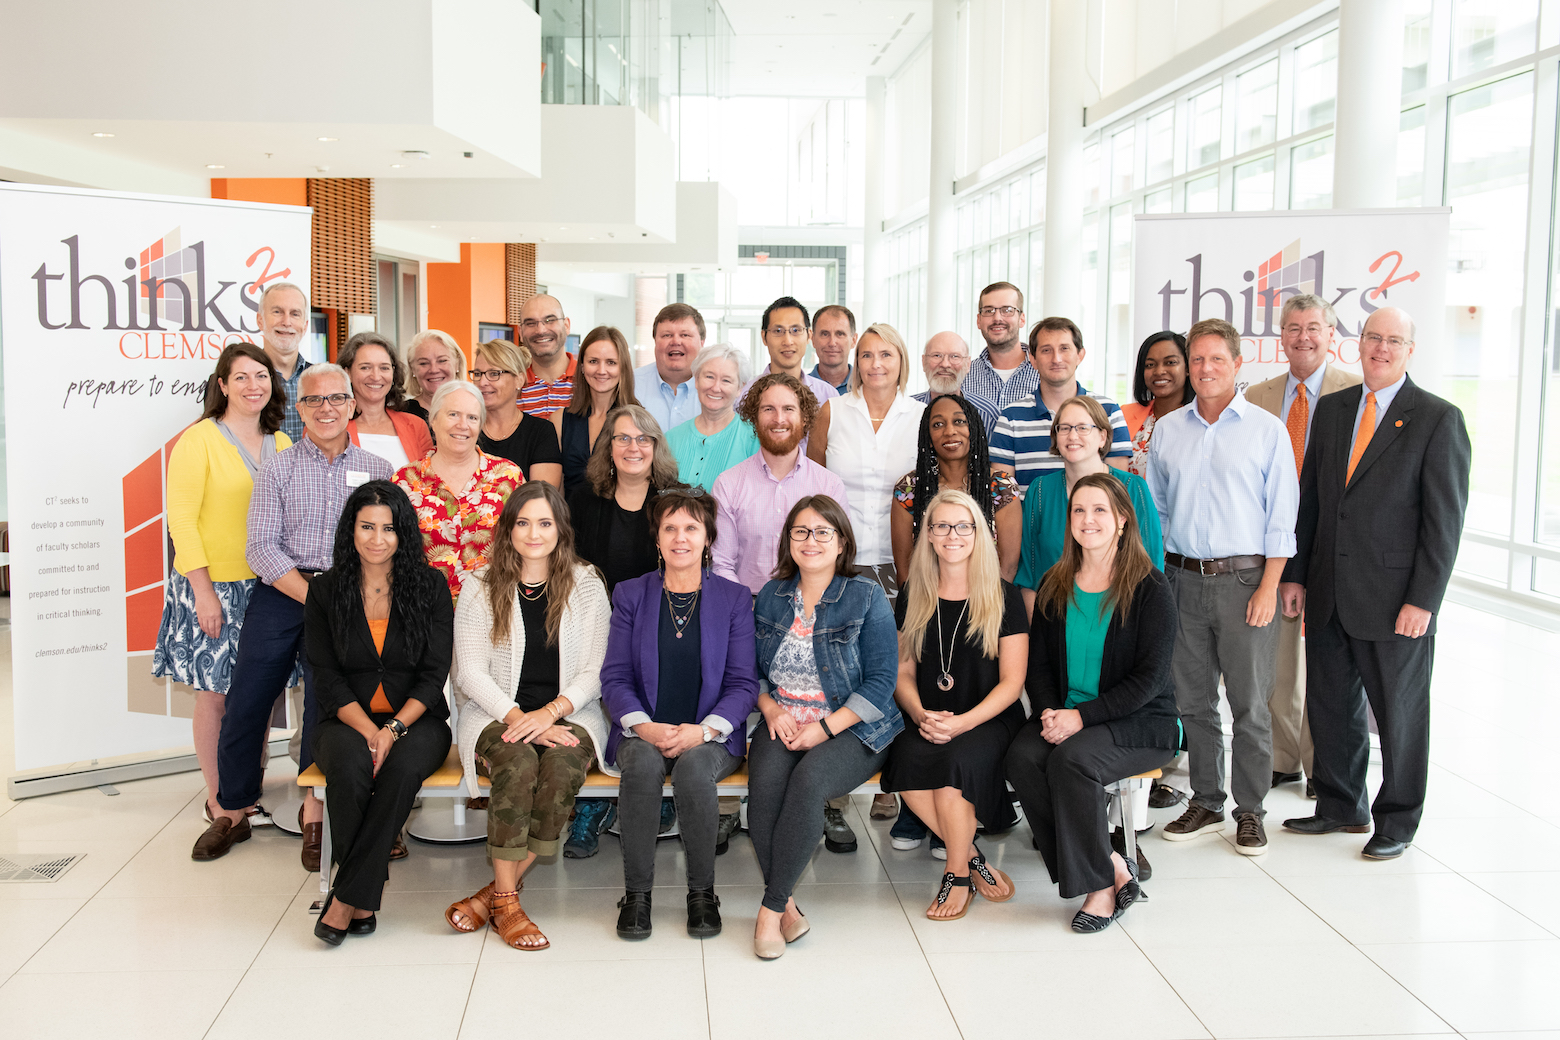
[
  {"left": 710, "top": 372, "right": 858, "bottom": 852},
  {"left": 194, "top": 363, "right": 393, "bottom": 864}
]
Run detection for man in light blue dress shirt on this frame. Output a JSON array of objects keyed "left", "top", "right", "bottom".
[
  {"left": 1147, "top": 318, "right": 1299, "bottom": 857},
  {"left": 634, "top": 303, "right": 705, "bottom": 434}
]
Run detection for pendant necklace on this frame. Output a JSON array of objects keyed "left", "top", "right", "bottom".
[
  {"left": 666, "top": 586, "right": 700, "bottom": 638},
  {"left": 935, "top": 598, "right": 968, "bottom": 692},
  {"left": 519, "top": 578, "right": 547, "bottom": 602}
]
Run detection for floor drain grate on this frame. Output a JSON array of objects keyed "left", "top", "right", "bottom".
[{"left": 0, "top": 854, "right": 86, "bottom": 883}]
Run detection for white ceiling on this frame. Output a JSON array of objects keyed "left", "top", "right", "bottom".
[{"left": 720, "top": 0, "right": 931, "bottom": 97}]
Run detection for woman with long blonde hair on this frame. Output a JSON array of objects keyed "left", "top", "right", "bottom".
[
  {"left": 445, "top": 481, "right": 612, "bottom": 951},
  {"left": 1004, "top": 473, "right": 1179, "bottom": 934},
  {"left": 881, "top": 489, "right": 1029, "bottom": 921}
]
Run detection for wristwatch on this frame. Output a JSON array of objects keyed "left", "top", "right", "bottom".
[
  {"left": 700, "top": 724, "right": 717, "bottom": 743},
  {"left": 384, "top": 718, "right": 408, "bottom": 741}
]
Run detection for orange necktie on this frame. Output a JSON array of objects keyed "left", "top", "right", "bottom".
[
  {"left": 1286, "top": 383, "right": 1308, "bottom": 479},
  {"left": 1346, "top": 391, "right": 1377, "bottom": 484}
]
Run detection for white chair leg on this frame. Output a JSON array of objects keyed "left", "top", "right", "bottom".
[
  {"left": 314, "top": 785, "right": 330, "bottom": 895},
  {"left": 1121, "top": 781, "right": 1138, "bottom": 870}
]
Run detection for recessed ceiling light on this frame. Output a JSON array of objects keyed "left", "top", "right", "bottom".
[
  {"left": 317, "top": 136, "right": 338, "bottom": 142},
  {"left": 558, "top": 226, "right": 568, "bottom": 230},
  {"left": 91, "top": 132, "right": 114, "bottom": 138},
  {"left": 429, "top": 225, "right": 440, "bottom": 229},
  {"left": 205, "top": 164, "right": 225, "bottom": 169},
  {"left": 390, "top": 163, "right": 404, "bottom": 168}
]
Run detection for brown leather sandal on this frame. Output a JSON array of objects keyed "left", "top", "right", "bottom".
[
  {"left": 446, "top": 883, "right": 496, "bottom": 933},
  {"left": 489, "top": 890, "right": 549, "bottom": 950}
]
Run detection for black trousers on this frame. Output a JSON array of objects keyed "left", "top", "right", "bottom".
[
  {"left": 1004, "top": 721, "right": 1170, "bottom": 899},
  {"left": 312, "top": 713, "right": 450, "bottom": 910},
  {"left": 1305, "top": 611, "right": 1434, "bottom": 842}
]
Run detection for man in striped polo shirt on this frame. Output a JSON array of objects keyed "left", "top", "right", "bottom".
[
  {"left": 990, "top": 316, "right": 1131, "bottom": 496},
  {"left": 517, "top": 293, "right": 576, "bottom": 415}
]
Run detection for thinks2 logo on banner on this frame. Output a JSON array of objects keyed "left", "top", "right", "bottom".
[
  {"left": 0, "top": 183, "right": 312, "bottom": 772},
  {"left": 1132, "top": 209, "right": 1451, "bottom": 392}
]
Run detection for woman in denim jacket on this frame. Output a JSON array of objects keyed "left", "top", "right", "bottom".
[{"left": 748, "top": 494, "right": 903, "bottom": 959}]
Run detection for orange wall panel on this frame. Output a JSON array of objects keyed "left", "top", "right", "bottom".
[
  {"left": 126, "top": 586, "right": 165, "bottom": 654},
  {"left": 122, "top": 453, "right": 162, "bottom": 532},
  {"left": 209, "top": 178, "right": 308, "bottom": 206},
  {"left": 427, "top": 243, "right": 508, "bottom": 364}
]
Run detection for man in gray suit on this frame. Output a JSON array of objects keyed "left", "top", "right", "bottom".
[
  {"left": 1244, "top": 294, "right": 1361, "bottom": 798},
  {"left": 1279, "top": 307, "right": 1470, "bottom": 859}
]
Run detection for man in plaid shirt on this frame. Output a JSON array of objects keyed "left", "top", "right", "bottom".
[{"left": 958, "top": 281, "right": 1037, "bottom": 412}]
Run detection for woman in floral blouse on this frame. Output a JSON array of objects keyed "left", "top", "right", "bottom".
[
  {"left": 395, "top": 380, "right": 523, "bottom": 600},
  {"left": 1120, "top": 331, "right": 1191, "bottom": 478}
]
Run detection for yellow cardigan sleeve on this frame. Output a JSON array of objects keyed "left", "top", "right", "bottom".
[{"left": 165, "top": 422, "right": 216, "bottom": 575}]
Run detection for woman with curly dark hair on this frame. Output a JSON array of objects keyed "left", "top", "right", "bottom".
[{"left": 306, "top": 480, "right": 453, "bottom": 945}]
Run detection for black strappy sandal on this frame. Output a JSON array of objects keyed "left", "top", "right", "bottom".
[
  {"left": 969, "top": 846, "right": 1016, "bottom": 902},
  {"left": 927, "top": 872, "right": 974, "bottom": 921}
]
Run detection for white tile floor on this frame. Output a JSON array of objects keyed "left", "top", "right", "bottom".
[{"left": 2, "top": 598, "right": 1558, "bottom": 1039}]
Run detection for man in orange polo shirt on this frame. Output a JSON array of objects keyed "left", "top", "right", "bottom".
[{"left": 518, "top": 293, "right": 576, "bottom": 415}]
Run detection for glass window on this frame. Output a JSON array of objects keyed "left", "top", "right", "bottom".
[
  {"left": 1236, "top": 59, "right": 1279, "bottom": 154},
  {"left": 956, "top": 252, "right": 972, "bottom": 337},
  {"left": 1145, "top": 108, "right": 1174, "bottom": 185},
  {"left": 972, "top": 196, "right": 987, "bottom": 247},
  {"left": 1289, "top": 136, "right": 1334, "bottom": 209},
  {"left": 1010, "top": 177, "right": 1028, "bottom": 231},
  {"left": 1189, "top": 85, "right": 1222, "bottom": 169},
  {"left": 1030, "top": 167, "right": 1046, "bottom": 225},
  {"left": 957, "top": 204, "right": 971, "bottom": 251},
  {"left": 1234, "top": 154, "right": 1275, "bottom": 210},
  {"left": 1106, "top": 202, "right": 1135, "bottom": 401},
  {"left": 1083, "top": 141, "right": 1101, "bottom": 208},
  {"left": 1452, "top": 0, "right": 1538, "bottom": 79},
  {"left": 1446, "top": 72, "right": 1533, "bottom": 536},
  {"left": 1145, "top": 187, "right": 1172, "bottom": 213},
  {"left": 1028, "top": 229, "right": 1045, "bottom": 314},
  {"left": 1403, "top": 0, "right": 1434, "bottom": 93},
  {"left": 990, "top": 184, "right": 1008, "bottom": 240},
  {"left": 1079, "top": 212, "right": 1099, "bottom": 350},
  {"left": 1293, "top": 31, "right": 1338, "bottom": 134},
  {"left": 1111, "top": 126, "right": 1136, "bottom": 197},
  {"left": 989, "top": 242, "right": 1006, "bottom": 284},
  {"left": 1009, "top": 237, "right": 1028, "bottom": 308},
  {"left": 1185, "top": 172, "right": 1220, "bottom": 212},
  {"left": 972, "top": 248, "right": 988, "bottom": 308},
  {"left": 1398, "top": 106, "right": 1426, "bottom": 205}
]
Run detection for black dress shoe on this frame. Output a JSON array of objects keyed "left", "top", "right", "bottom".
[
  {"left": 616, "top": 891, "right": 652, "bottom": 940},
  {"left": 348, "top": 913, "right": 376, "bottom": 935},
  {"left": 1283, "top": 814, "right": 1371, "bottom": 835},
  {"left": 1271, "top": 771, "right": 1302, "bottom": 789},
  {"left": 686, "top": 888, "right": 722, "bottom": 938},
  {"left": 314, "top": 892, "right": 349, "bottom": 947},
  {"left": 1362, "top": 834, "right": 1409, "bottom": 860}
]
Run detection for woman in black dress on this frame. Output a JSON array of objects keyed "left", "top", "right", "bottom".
[
  {"left": 472, "top": 337, "right": 565, "bottom": 486},
  {"left": 568, "top": 404, "right": 686, "bottom": 593},
  {"left": 548, "top": 325, "right": 637, "bottom": 499},
  {"left": 883, "top": 488, "right": 1028, "bottom": 920}
]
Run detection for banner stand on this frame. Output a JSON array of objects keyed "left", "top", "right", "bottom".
[{"left": 7, "top": 737, "right": 291, "bottom": 800}]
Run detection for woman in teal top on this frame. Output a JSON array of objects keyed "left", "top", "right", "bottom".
[
  {"left": 1003, "top": 472, "right": 1180, "bottom": 934},
  {"left": 1015, "top": 395, "right": 1163, "bottom": 617},
  {"left": 667, "top": 343, "right": 761, "bottom": 491}
]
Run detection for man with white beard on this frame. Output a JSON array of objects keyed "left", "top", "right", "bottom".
[{"left": 910, "top": 331, "right": 999, "bottom": 437}]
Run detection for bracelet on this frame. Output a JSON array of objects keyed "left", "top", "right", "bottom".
[
  {"left": 546, "top": 702, "right": 562, "bottom": 721},
  {"left": 819, "top": 717, "right": 835, "bottom": 739}
]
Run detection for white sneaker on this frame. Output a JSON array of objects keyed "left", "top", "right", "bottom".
[
  {"left": 931, "top": 842, "right": 947, "bottom": 861},
  {"left": 890, "top": 836, "right": 923, "bottom": 851}
]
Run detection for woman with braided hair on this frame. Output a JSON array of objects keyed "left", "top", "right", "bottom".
[{"left": 890, "top": 394, "right": 1021, "bottom": 588}]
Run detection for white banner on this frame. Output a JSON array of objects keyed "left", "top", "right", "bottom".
[
  {"left": 1132, "top": 209, "right": 1451, "bottom": 394},
  {"left": 0, "top": 183, "right": 312, "bottom": 772}
]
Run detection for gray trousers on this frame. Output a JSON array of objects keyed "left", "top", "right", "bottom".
[
  {"left": 616, "top": 737, "right": 741, "bottom": 893},
  {"left": 1167, "top": 565, "right": 1279, "bottom": 819}
]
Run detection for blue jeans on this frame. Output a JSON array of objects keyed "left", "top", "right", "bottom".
[{"left": 215, "top": 581, "right": 314, "bottom": 811}]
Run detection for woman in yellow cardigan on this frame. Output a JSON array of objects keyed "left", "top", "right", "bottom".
[{"left": 152, "top": 342, "right": 293, "bottom": 824}]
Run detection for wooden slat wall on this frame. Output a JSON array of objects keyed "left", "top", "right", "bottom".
[
  {"left": 308, "top": 178, "right": 375, "bottom": 348},
  {"left": 505, "top": 243, "right": 537, "bottom": 323}
]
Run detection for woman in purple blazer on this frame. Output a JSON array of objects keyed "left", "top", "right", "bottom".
[{"left": 599, "top": 488, "right": 760, "bottom": 943}]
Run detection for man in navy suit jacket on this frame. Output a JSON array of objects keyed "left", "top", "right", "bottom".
[{"left": 1279, "top": 307, "right": 1470, "bottom": 860}]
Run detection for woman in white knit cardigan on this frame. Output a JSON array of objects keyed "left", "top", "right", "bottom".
[{"left": 444, "top": 482, "right": 611, "bottom": 950}]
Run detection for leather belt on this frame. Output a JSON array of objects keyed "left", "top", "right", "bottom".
[
  {"left": 298, "top": 568, "right": 322, "bottom": 583},
  {"left": 1164, "top": 552, "right": 1265, "bottom": 576}
]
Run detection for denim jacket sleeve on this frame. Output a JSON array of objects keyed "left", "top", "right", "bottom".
[{"left": 841, "top": 581, "right": 899, "bottom": 725}]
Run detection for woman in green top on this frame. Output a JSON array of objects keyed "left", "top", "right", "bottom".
[
  {"left": 1014, "top": 395, "right": 1163, "bottom": 619},
  {"left": 666, "top": 343, "right": 761, "bottom": 491},
  {"left": 1004, "top": 473, "right": 1180, "bottom": 934}
]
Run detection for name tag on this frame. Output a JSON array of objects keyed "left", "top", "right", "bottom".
[{"left": 346, "top": 470, "right": 371, "bottom": 487}]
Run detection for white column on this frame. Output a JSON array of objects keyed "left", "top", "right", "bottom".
[
  {"left": 924, "top": 0, "right": 958, "bottom": 333},
  {"left": 863, "top": 75, "right": 887, "bottom": 324},
  {"left": 1333, "top": 0, "right": 1405, "bottom": 210},
  {"left": 1042, "top": 0, "right": 1088, "bottom": 321}
]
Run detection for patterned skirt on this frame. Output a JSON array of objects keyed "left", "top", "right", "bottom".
[{"left": 150, "top": 571, "right": 302, "bottom": 694}]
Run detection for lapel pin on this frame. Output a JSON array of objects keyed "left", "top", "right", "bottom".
[{"left": 1394, "top": 420, "right": 1403, "bottom": 427}]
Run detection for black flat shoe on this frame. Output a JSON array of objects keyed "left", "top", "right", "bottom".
[
  {"left": 1283, "top": 814, "right": 1371, "bottom": 835},
  {"left": 1147, "top": 782, "right": 1184, "bottom": 809},
  {"left": 1362, "top": 834, "right": 1409, "bottom": 860},
  {"left": 1114, "top": 848, "right": 1145, "bottom": 914},
  {"left": 1071, "top": 907, "right": 1117, "bottom": 933},
  {"left": 348, "top": 913, "right": 376, "bottom": 935},
  {"left": 314, "top": 892, "right": 348, "bottom": 946},
  {"left": 686, "top": 888, "right": 722, "bottom": 938},
  {"left": 616, "top": 891, "right": 652, "bottom": 940}
]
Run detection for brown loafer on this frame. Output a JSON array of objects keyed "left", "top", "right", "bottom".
[
  {"left": 192, "top": 816, "right": 250, "bottom": 861},
  {"left": 390, "top": 835, "right": 408, "bottom": 861},
  {"left": 299, "top": 804, "right": 323, "bottom": 872}
]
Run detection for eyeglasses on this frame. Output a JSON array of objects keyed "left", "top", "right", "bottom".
[
  {"left": 768, "top": 325, "right": 808, "bottom": 338},
  {"left": 1052, "top": 423, "right": 1099, "bottom": 435},
  {"left": 611, "top": 433, "right": 655, "bottom": 447},
  {"left": 928, "top": 522, "right": 976, "bottom": 536},
  {"left": 520, "top": 315, "right": 563, "bottom": 331},
  {"left": 1361, "top": 332, "right": 1411, "bottom": 349},
  {"left": 788, "top": 526, "right": 837, "bottom": 543},
  {"left": 924, "top": 353, "right": 969, "bottom": 365},
  {"left": 1282, "top": 323, "right": 1329, "bottom": 337},
  {"left": 978, "top": 306, "right": 1021, "bottom": 318},
  {"left": 470, "top": 368, "right": 514, "bottom": 382},
  {"left": 298, "top": 393, "right": 351, "bottom": 407}
]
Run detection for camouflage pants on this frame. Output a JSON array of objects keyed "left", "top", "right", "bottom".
[{"left": 476, "top": 719, "right": 595, "bottom": 859}]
